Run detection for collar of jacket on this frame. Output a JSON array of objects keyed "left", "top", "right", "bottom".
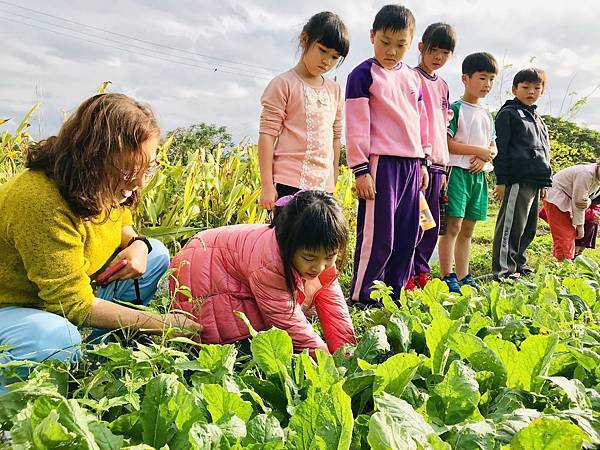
[
  {"left": 505, "top": 98, "right": 538, "bottom": 114},
  {"left": 293, "top": 265, "right": 339, "bottom": 293}
]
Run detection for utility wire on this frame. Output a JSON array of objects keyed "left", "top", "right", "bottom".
[
  {"left": 0, "top": 0, "right": 280, "bottom": 74},
  {"left": 0, "top": 15, "right": 273, "bottom": 81},
  {"left": 1, "top": 9, "right": 274, "bottom": 78}
]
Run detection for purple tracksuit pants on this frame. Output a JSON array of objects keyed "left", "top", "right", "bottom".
[
  {"left": 350, "top": 155, "right": 421, "bottom": 303},
  {"left": 413, "top": 166, "right": 445, "bottom": 274}
]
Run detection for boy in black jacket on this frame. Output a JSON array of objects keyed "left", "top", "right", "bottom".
[{"left": 492, "top": 68, "right": 552, "bottom": 280}]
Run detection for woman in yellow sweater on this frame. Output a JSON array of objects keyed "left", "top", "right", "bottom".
[{"left": 0, "top": 93, "right": 201, "bottom": 392}]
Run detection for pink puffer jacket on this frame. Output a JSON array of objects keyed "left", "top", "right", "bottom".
[{"left": 169, "top": 224, "right": 356, "bottom": 353}]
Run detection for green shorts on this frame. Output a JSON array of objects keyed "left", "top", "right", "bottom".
[{"left": 446, "top": 167, "right": 488, "bottom": 221}]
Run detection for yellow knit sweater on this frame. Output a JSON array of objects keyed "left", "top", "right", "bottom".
[{"left": 0, "top": 170, "right": 132, "bottom": 326}]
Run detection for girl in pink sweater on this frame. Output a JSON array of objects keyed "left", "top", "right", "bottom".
[
  {"left": 410, "top": 22, "right": 456, "bottom": 290},
  {"left": 170, "top": 191, "right": 356, "bottom": 355},
  {"left": 258, "top": 12, "right": 350, "bottom": 210}
]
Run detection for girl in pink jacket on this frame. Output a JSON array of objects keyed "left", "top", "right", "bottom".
[{"left": 170, "top": 191, "right": 356, "bottom": 354}]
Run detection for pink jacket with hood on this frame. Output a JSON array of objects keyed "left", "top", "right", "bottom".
[{"left": 169, "top": 224, "right": 356, "bottom": 353}]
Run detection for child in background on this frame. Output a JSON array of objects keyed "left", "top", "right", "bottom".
[
  {"left": 439, "top": 52, "right": 498, "bottom": 293},
  {"left": 574, "top": 197, "right": 600, "bottom": 256},
  {"left": 492, "top": 68, "right": 552, "bottom": 280},
  {"left": 258, "top": 12, "right": 349, "bottom": 209},
  {"left": 408, "top": 22, "right": 456, "bottom": 290},
  {"left": 543, "top": 160, "right": 600, "bottom": 260},
  {"left": 346, "top": 4, "right": 430, "bottom": 305},
  {"left": 170, "top": 191, "right": 356, "bottom": 355},
  {"left": 539, "top": 196, "right": 600, "bottom": 257}
]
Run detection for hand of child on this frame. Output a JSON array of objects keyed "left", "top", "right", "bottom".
[
  {"left": 355, "top": 174, "right": 376, "bottom": 200},
  {"left": 419, "top": 165, "right": 429, "bottom": 192},
  {"left": 540, "top": 187, "right": 548, "bottom": 200},
  {"left": 260, "top": 184, "right": 278, "bottom": 210},
  {"left": 441, "top": 173, "right": 447, "bottom": 191},
  {"left": 469, "top": 157, "right": 486, "bottom": 173},
  {"left": 477, "top": 146, "right": 493, "bottom": 162},
  {"left": 576, "top": 198, "right": 591, "bottom": 209},
  {"left": 576, "top": 225, "right": 585, "bottom": 239},
  {"left": 494, "top": 184, "right": 506, "bottom": 202}
]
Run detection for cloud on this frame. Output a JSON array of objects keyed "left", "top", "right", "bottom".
[{"left": 1, "top": 0, "right": 599, "bottom": 142}]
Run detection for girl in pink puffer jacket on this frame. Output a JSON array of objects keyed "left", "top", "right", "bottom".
[{"left": 169, "top": 190, "right": 356, "bottom": 354}]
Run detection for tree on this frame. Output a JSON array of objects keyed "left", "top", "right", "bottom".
[{"left": 166, "top": 123, "right": 234, "bottom": 164}]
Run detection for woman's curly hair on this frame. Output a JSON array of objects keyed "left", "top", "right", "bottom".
[{"left": 25, "top": 93, "right": 160, "bottom": 219}]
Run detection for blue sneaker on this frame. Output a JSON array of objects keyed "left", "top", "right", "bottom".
[
  {"left": 442, "top": 273, "right": 461, "bottom": 293},
  {"left": 459, "top": 274, "right": 480, "bottom": 290}
]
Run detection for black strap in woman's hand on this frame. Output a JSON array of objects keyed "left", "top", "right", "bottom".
[{"left": 128, "top": 235, "right": 153, "bottom": 253}]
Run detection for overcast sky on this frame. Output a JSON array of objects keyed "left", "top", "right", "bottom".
[{"left": 1, "top": 0, "right": 599, "bottom": 143}]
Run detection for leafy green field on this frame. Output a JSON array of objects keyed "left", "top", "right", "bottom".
[
  {"left": 1, "top": 98, "right": 600, "bottom": 449},
  {"left": 1, "top": 257, "right": 599, "bottom": 449}
]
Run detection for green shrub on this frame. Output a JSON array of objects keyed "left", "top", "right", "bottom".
[{"left": 543, "top": 115, "right": 600, "bottom": 171}]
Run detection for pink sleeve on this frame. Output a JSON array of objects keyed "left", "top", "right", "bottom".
[
  {"left": 585, "top": 207, "right": 594, "bottom": 222},
  {"left": 345, "top": 63, "right": 373, "bottom": 177},
  {"left": 346, "top": 98, "right": 371, "bottom": 173},
  {"left": 249, "top": 269, "right": 327, "bottom": 352},
  {"left": 313, "top": 279, "right": 356, "bottom": 353},
  {"left": 418, "top": 85, "right": 431, "bottom": 158},
  {"left": 446, "top": 87, "right": 454, "bottom": 126},
  {"left": 333, "top": 83, "right": 343, "bottom": 141},
  {"left": 585, "top": 203, "right": 600, "bottom": 220},
  {"left": 259, "top": 76, "right": 289, "bottom": 137}
]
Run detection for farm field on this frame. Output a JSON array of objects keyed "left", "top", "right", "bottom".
[
  {"left": 1, "top": 256, "right": 599, "bottom": 449},
  {"left": 1, "top": 103, "right": 600, "bottom": 449}
]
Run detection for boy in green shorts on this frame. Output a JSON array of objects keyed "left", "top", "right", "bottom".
[{"left": 438, "top": 52, "right": 498, "bottom": 293}]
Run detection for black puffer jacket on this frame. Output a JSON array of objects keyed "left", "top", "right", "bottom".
[{"left": 494, "top": 99, "right": 552, "bottom": 186}]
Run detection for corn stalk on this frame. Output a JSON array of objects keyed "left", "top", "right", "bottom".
[
  {"left": 136, "top": 140, "right": 269, "bottom": 249},
  {"left": 0, "top": 103, "right": 39, "bottom": 184}
]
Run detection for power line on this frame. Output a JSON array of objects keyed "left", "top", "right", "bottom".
[
  {"left": 1, "top": 8, "right": 275, "bottom": 78},
  {"left": 0, "top": 15, "right": 273, "bottom": 81},
  {"left": 0, "top": 0, "right": 281, "bottom": 74}
]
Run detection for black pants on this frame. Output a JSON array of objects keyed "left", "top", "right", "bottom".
[
  {"left": 492, "top": 183, "right": 540, "bottom": 277},
  {"left": 275, "top": 183, "right": 301, "bottom": 198}
]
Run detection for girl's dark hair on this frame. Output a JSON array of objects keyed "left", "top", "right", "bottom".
[
  {"left": 25, "top": 93, "right": 160, "bottom": 220},
  {"left": 270, "top": 190, "right": 348, "bottom": 303},
  {"left": 513, "top": 68, "right": 546, "bottom": 87},
  {"left": 372, "top": 4, "right": 415, "bottom": 34},
  {"left": 421, "top": 22, "right": 456, "bottom": 52},
  {"left": 462, "top": 52, "right": 498, "bottom": 75},
  {"left": 301, "top": 11, "right": 350, "bottom": 61}
]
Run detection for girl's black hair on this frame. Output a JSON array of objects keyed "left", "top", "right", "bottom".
[
  {"left": 270, "top": 190, "right": 348, "bottom": 304},
  {"left": 300, "top": 11, "right": 350, "bottom": 61},
  {"left": 372, "top": 4, "right": 415, "bottom": 34},
  {"left": 421, "top": 22, "right": 456, "bottom": 53}
]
